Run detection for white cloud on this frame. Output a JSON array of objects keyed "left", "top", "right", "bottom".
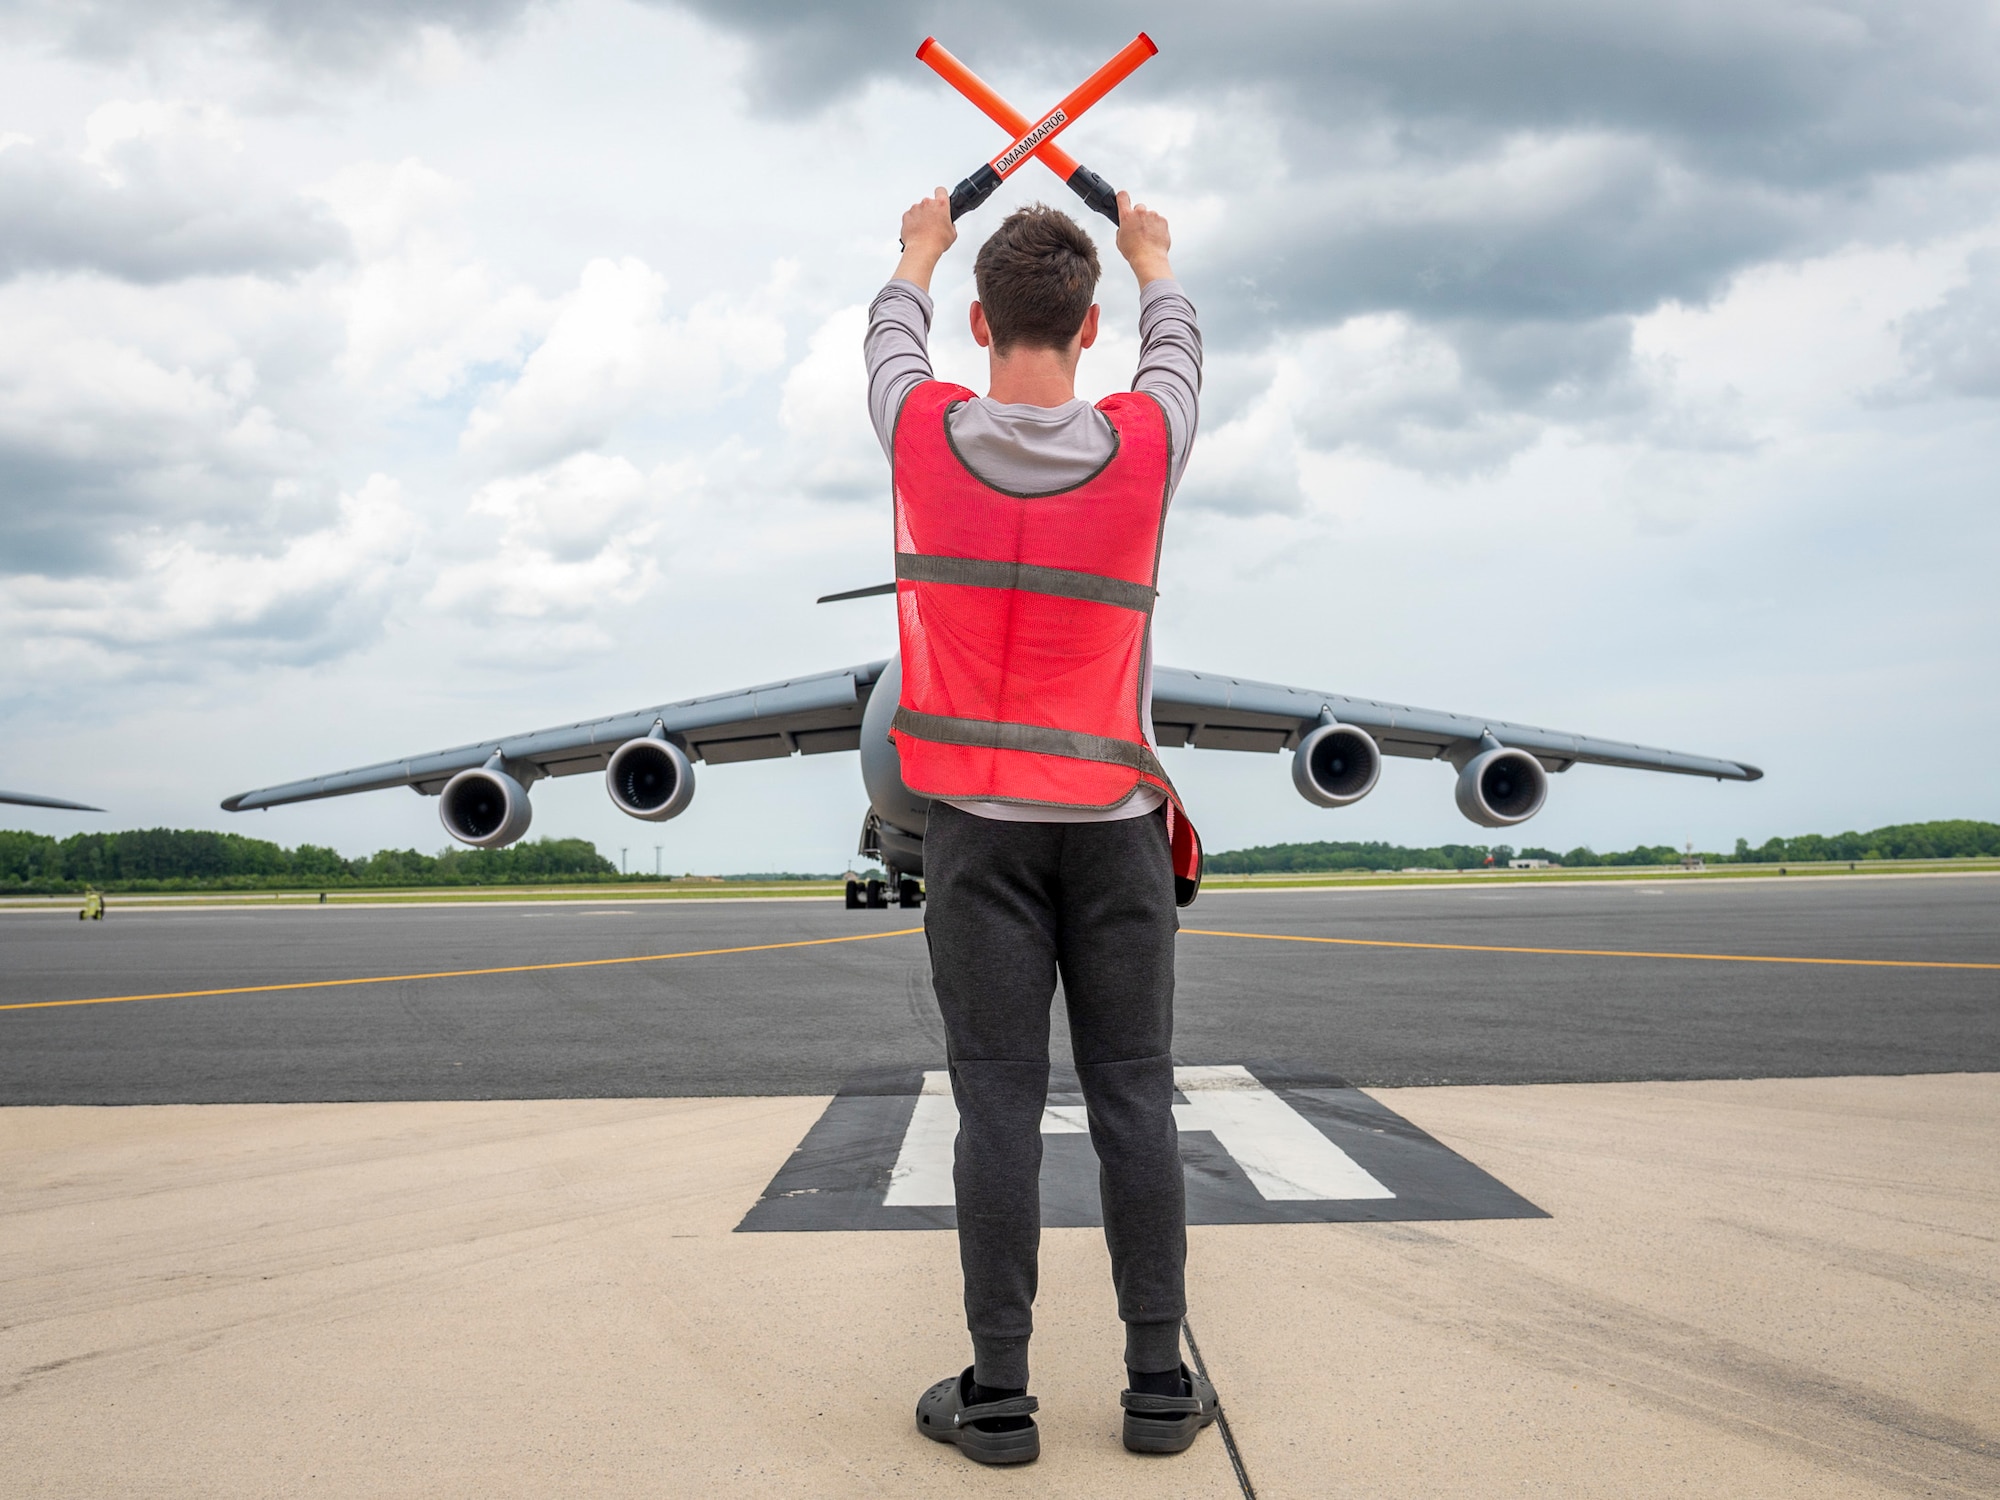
[
  {"left": 1176, "top": 358, "right": 1309, "bottom": 515},
  {"left": 426, "top": 451, "right": 675, "bottom": 624},
  {"left": 1175, "top": 303, "right": 1755, "bottom": 511},
  {"left": 81, "top": 97, "right": 237, "bottom": 172},
  {"left": 1895, "top": 247, "right": 2000, "bottom": 400},
  {"left": 460, "top": 256, "right": 790, "bottom": 469},
  {"left": 0, "top": 276, "right": 322, "bottom": 573},
  {"left": 1292, "top": 316, "right": 1542, "bottom": 476},
  {"left": 778, "top": 304, "right": 877, "bottom": 498},
  {"left": 317, "top": 157, "right": 549, "bottom": 402},
  {"left": 1640, "top": 236, "right": 1987, "bottom": 424},
  {"left": 3, "top": 0, "right": 544, "bottom": 73},
  {"left": 0, "top": 97, "right": 345, "bottom": 282},
  {"left": 0, "top": 475, "right": 418, "bottom": 678}
]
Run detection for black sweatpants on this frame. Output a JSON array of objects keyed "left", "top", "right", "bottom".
[{"left": 922, "top": 800, "right": 1185, "bottom": 1390}]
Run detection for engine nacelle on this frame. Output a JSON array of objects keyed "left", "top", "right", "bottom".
[
  {"left": 1454, "top": 745, "right": 1548, "bottom": 827},
  {"left": 605, "top": 733, "right": 695, "bottom": 822},
  {"left": 1292, "top": 722, "right": 1382, "bottom": 807},
  {"left": 439, "top": 764, "right": 534, "bottom": 848}
]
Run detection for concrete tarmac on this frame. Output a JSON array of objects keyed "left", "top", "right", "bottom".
[
  {"left": 3, "top": 875, "right": 1996, "bottom": 1494},
  {"left": 2, "top": 1075, "right": 1994, "bottom": 1497},
  {"left": 1, "top": 875, "right": 1995, "bottom": 1103}
]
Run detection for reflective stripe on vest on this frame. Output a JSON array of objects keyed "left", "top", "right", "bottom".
[
  {"left": 893, "top": 551, "right": 1157, "bottom": 612},
  {"left": 891, "top": 706, "right": 1174, "bottom": 782}
]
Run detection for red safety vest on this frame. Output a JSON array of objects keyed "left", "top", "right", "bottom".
[{"left": 890, "top": 379, "right": 1202, "bottom": 904}]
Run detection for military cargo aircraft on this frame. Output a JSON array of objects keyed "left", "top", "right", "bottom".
[{"left": 223, "top": 619, "right": 1762, "bottom": 908}]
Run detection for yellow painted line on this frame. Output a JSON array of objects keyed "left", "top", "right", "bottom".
[
  {"left": 1180, "top": 929, "right": 2000, "bottom": 971},
  {"left": 0, "top": 927, "right": 927, "bottom": 1013}
]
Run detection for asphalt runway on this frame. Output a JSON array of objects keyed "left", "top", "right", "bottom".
[{"left": 1, "top": 875, "right": 1994, "bottom": 1105}]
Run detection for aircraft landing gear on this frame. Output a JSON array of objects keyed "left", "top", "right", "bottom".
[
  {"left": 855, "top": 808, "right": 925, "bottom": 910},
  {"left": 843, "top": 870, "right": 922, "bottom": 909},
  {"left": 848, "top": 812, "right": 925, "bottom": 910},
  {"left": 845, "top": 874, "right": 891, "bottom": 908}
]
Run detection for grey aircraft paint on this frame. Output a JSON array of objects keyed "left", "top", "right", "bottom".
[
  {"left": 0, "top": 789, "right": 103, "bottom": 812},
  {"left": 220, "top": 647, "right": 1762, "bottom": 881}
]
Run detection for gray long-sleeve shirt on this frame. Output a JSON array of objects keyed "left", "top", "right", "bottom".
[{"left": 865, "top": 276, "right": 1202, "bottom": 823}]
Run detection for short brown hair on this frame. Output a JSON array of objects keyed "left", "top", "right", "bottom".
[{"left": 973, "top": 205, "right": 1101, "bottom": 353}]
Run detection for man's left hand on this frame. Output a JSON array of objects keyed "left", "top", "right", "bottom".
[{"left": 895, "top": 189, "right": 957, "bottom": 291}]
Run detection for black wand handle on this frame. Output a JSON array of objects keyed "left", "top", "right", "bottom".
[
  {"left": 945, "top": 163, "right": 1120, "bottom": 226},
  {"left": 1065, "top": 164, "right": 1120, "bottom": 224},
  {"left": 948, "top": 165, "right": 1003, "bottom": 220}
]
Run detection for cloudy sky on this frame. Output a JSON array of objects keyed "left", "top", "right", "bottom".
[{"left": 1, "top": 0, "right": 1995, "bottom": 870}]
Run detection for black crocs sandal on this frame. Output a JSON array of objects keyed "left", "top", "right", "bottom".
[
  {"left": 916, "top": 1366, "right": 1040, "bottom": 1465},
  {"left": 1120, "top": 1362, "right": 1218, "bottom": 1454}
]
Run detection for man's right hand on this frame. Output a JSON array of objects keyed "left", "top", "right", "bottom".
[
  {"left": 894, "top": 189, "right": 958, "bottom": 292},
  {"left": 1114, "top": 191, "right": 1173, "bottom": 287}
]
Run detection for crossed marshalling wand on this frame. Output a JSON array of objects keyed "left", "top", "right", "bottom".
[{"left": 918, "top": 33, "right": 1158, "bottom": 224}]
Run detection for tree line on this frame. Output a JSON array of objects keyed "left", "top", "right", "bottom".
[
  {"left": 2, "top": 818, "right": 1993, "bottom": 892},
  {"left": 1203, "top": 819, "right": 1999, "bottom": 875},
  {"left": 0, "top": 827, "right": 618, "bottom": 893}
]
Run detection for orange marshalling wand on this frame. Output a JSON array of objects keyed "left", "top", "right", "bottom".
[
  {"left": 916, "top": 33, "right": 1157, "bottom": 224},
  {"left": 915, "top": 37, "right": 1084, "bottom": 180}
]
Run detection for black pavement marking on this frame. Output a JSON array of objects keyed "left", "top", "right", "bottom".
[
  {"left": 1183, "top": 1315, "right": 1257, "bottom": 1499},
  {"left": 735, "top": 1062, "right": 1545, "bottom": 1232}
]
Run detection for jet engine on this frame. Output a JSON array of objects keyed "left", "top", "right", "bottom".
[
  {"left": 439, "top": 763, "right": 534, "bottom": 848},
  {"left": 605, "top": 731, "right": 695, "bottom": 822},
  {"left": 1454, "top": 744, "right": 1548, "bottom": 827},
  {"left": 1292, "top": 721, "right": 1382, "bottom": 807}
]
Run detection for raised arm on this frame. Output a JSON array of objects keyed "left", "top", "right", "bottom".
[
  {"left": 1114, "top": 190, "right": 1172, "bottom": 289},
  {"left": 893, "top": 188, "right": 958, "bottom": 292},
  {"left": 866, "top": 189, "right": 963, "bottom": 459},
  {"left": 1115, "top": 191, "right": 1201, "bottom": 492}
]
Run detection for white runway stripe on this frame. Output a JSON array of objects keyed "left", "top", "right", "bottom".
[
  {"left": 1173, "top": 1065, "right": 1394, "bottom": 1200},
  {"left": 882, "top": 1065, "right": 1394, "bottom": 1207},
  {"left": 883, "top": 1071, "right": 958, "bottom": 1206}
]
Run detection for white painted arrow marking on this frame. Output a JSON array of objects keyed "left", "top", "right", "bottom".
[{"left": 882, "top": 1066, "right": 1393, "bottom": 1207}]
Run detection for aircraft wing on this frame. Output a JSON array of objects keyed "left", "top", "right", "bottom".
[
  {"left": 222, "top": 661, "right": 892, "bottom": 812},
  {"left": 222, "top": 654, "right": 1757, "bottom": 816},
  {"left": 1149, "top": 666, "right": 1761, "bottom": 780},
  {"left": 0, "top": 789, "right": 104, "bottom": 811}
]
